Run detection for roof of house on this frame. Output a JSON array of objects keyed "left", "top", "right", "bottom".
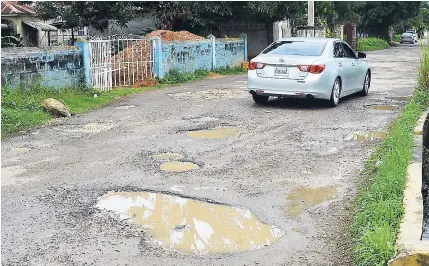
[{"left": 1, "top": 1, "right": 36, "bottom": 16}]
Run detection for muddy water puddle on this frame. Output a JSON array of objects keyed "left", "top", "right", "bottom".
[
  {"left": 345, "top": 131, "right": 388, "bottom": 142},
  {"left": 186, "top": 127, "right": 239, "bottom": 139},
  {"left": 97, "top": 191, "right": 284, "bottom": 254},
  {"left": 160, "top": 161, "right": 199, "bottom": 172},
  {"left": 283, "top": 186, "right": 337, "bottom": 218},
  {"left": 386, "top": 96, "right": 413, "bottom": 101},
  {"left": 366, "top": 105, "right": 395, "bottom": 111}
]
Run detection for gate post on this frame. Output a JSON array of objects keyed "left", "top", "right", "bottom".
[
  {"left": 151, "top": 37, "right": 164, "bottom": 79},
  {"left": 240, "top": 33, "right": 248, "bottom": 62},
  {"left": 76, "top": 41, "right": 91, "bottom": 88},
  {"left": 207, "top": 34, "right": 216, "bottom": 70}
]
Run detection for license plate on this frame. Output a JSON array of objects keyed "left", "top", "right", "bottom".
[{"left": 274, "top": 67, "right": 288, "bottom": 76}]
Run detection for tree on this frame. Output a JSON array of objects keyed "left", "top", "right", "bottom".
[
  {"left": 358, "top": 1, "right": 422, "bottom": 40},
  {"left": 35, "top": 1, "right": 137, "bottom": 31}
]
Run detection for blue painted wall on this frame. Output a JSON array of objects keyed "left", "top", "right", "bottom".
[
  {"left": 1, "top": 46, "right": 84, "bottom": 89},
  {"left": 157, "top": 37, "right": 245, "bottom": 77},
  {"left": 162, "top": 40, "right": 213, "bottom": 75}
]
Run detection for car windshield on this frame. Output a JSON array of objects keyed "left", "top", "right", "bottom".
[
  {"left": 262, "top": 41, "right": 327, "bottom": 56},
  {"left": 402, "top": 33, "right": 412, "bottom": 36}
]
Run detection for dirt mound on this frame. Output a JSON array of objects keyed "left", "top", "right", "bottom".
[{"left": 146, "top": 30, "right": 205, "bottom": 41}]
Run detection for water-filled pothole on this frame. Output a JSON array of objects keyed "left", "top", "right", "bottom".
[
  {"left": 160, "top": 161, "right": 199, "bottom": 172},
  {"left": 386, "top": 96, "right": 413, "bottom": 101},
  {"left": 186, "top": 127, "right": 239, "bottom": 139},
  {"left": 345, "top": 131, "right": 388, "bottom": 142},
  {"left": 152, "top": 153, "right": 184, "bottom": 161},
  {"left": 366, "top": 105, "right": 395, "bottom": 111},
  {"left": 97, "top": 191, "right": 284, "bottom": 254},
  {"left": 283, "top": 186, "right": 337, "bottom": 218}
]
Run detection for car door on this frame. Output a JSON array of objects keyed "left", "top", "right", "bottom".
[
  {"left": 333, "top": 41, "right": 353, "bottom": 92},
  {"left": 342, "top": 42, "right": 366, "bottom": 91}
]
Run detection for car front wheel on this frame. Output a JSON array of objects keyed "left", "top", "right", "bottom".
[{"left": 252, "top": 94, "right": 269, "bottom": 104}]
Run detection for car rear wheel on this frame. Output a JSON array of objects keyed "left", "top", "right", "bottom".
[
  {"left": 252, "top": 95, "right": 269, "bottom": 104},
  {"left": 360, "top": 71, "right": 371, "bottom": 96},
  {"left": 328, "top": 78, "right": 341, "bottom": 107}
]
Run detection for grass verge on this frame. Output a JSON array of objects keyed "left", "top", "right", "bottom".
[
  {"left": 357, "top": 37, "right": 390, "bottom": 51},
  {"left": 351, "top": 40, "right": 429, "bottom": 266},
  {"left": 158, "top": 66, "right": 245, "bottom": 85},
  {"left": 1, "top": 66, "right": 246, "bottom": 138}
]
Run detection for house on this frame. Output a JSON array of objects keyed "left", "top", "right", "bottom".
[{"left": 1, "top": 1, "right": 88, "bottom": 47}]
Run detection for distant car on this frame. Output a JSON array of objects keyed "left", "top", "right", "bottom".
[
  {"left": 247, "top": 37, "right": 371, "bottom": 107},
  {"left": 405, "top": 29, "right": 418, "bottom": 43},
  {"left": 400, "top": 32, "right": 415, "bottom": 44}
]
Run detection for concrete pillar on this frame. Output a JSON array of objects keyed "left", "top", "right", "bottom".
[
  {"left": 241, "top": 33, "right": 248, "bottom": 62},
  {"left": 207, "top": 34, "right": 216, "bottom": 70},
  {"left": 151, "top": 37, "right": 164, "bottom": 79},
  {"left": 308, "top": 1, "right": 314, "bottom": 27},
  {"left": 75, "top": 41, "right": 91, "bottom": 88}
]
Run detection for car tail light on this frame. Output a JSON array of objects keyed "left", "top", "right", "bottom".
[
  {"left": 298, "top": 64, "right": 325, "bottom": 74},
  {"left": 248, "top": 62, "right": 266, "bottom": 70}
]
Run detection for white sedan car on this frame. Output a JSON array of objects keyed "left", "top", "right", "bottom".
[{"left": 247, "top": 37, "right": 371, "bottom": 107}]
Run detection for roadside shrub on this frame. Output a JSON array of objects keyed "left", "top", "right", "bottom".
[
  {"left": 157, "top": 69, "right": 210, "bottom": 84},
  {"left": 357, "top": 37, "right": 389, "bottom": 51},
  {"left": 393, "top": 34, "right": 401, "bottom": 42}
]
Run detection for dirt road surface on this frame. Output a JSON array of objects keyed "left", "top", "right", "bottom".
[{"left": 1, "top": 43, "right": 421, "bottom": 266}]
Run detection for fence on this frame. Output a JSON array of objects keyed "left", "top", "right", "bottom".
[{"left": 2, "top": 34, "right": 247, "bottom": 91}]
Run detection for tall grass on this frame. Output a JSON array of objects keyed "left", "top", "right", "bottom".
[
  {"left": 351, "top": 35, "right": 429, "bottom": 266},
  {"left": 418, "top": 41, "right": 429, "bottom": 92}
]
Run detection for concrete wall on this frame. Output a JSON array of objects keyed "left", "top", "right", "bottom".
[
  {"left": 216, "top": 24, "right": 270, "bottom": 60},
  {"left": 157, "top": 36, "right": 246, "bottom": 78},
  {"left": 1, "top": 46, "right": 84, "bottom": 89}
]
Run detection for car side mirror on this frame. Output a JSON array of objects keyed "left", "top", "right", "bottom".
[{"left": 358, "top": 52, "right": 366, "bottom": 59}]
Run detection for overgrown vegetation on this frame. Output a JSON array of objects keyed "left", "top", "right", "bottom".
[
  {"left": 357, "top": 37, "right": 390, "bottom": 51},
  {"left": 158, "top": 67, "right": 245, "bottom": 85},
  {"left": 392, "top": 34, "right": 401, "bottom": 42},
  {"left": 351, "top": 41, "right": 429, "bottom": 266},
  {"left": 1, "top": 84, "right": 160, "bottom": 138}
]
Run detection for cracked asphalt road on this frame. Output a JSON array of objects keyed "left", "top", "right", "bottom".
[{"left": 1, "top": 43, "right": 421, "bottom": 266}]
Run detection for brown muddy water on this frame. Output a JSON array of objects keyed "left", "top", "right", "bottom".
[{"left": 97, "top": 191, "right": 284, "bottom": 254}]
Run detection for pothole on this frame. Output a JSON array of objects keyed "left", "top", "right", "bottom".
[
  {"left": 96, "top": 191, "right": 284, "bottom": 254},
  {"left": 11, "top": 146, "right": 32, "bottom": 152},
  {"left": 345, "top": 131, "right": 388, "bottom": 142},
  {"left": 386, "top": 96, "right": 413, "bottom": 101},
  {"left": 115, "top": 105, "right": 136, "bottom": 110},
  {"left": 159, "top": 161, "right": 199, "bottom": 172},
  {"left": 186, "top": 127, "right": 239, "bottom": 139},
  {"left": 152, "top": 153, "right": 184, "bottom": 161},
  {"left": 54, "top": 122, "right": 118, "bottom": 133},
  {"left": 283, "top": 186, "right": 337, "bottom": 218},
  {"left": 365, "top": 104, "right": 396, "bottom": 111},
  {"left": 167, "top": 88, "right": 248, "bottom": 101}
]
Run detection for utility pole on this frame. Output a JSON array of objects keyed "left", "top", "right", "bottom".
[{"left": 308, "top": 1, "right": 314, "bottom": 37}]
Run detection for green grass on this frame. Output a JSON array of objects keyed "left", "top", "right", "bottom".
[
  {"left": 357, "top": 37, "right": 390, "bottom": 51},
  {"left": 1, "top": 84, "right": 162, "bottom": 138},
  {"left": 158, "top": 66, "right": 245, "bottom": 85},
  {"left": 393, "top": 34, "right": 401, "bottom": 42},
  {"left": 351, "top": 41, "right": 429, "bottom": 266},
  {"left": 1, "top": 66, "right": 246, "bottom": 138}
]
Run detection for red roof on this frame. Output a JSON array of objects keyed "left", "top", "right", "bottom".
[{"left": 1, "top": 1, "right": 35, "bottom": 16}]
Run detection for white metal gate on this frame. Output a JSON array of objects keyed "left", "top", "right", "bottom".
[{"left": 89, "top": 36, "right": 154, "bottom": 91}]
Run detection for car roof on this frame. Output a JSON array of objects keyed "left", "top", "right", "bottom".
[{"left": 276, "top": 37, "right": 339, "bottom": 43}]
